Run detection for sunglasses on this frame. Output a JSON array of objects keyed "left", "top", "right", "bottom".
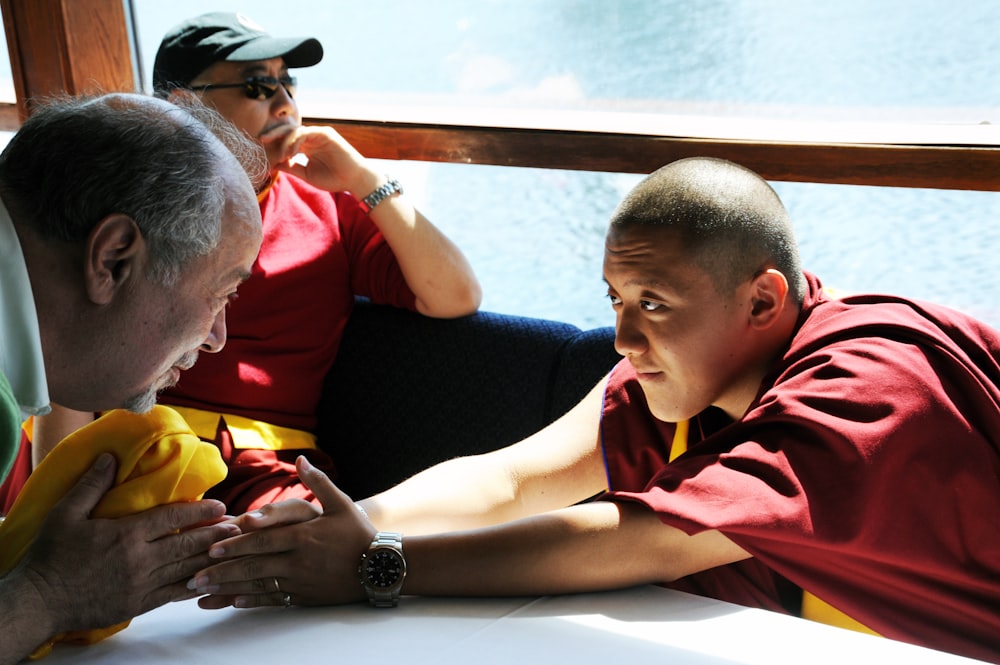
[{"left": 189, "top": 75, "right": 297, "bottom": 101}]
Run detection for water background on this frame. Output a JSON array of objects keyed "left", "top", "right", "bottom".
[{"left": 20, "top": 1, "right": 1000, "bottom": 330}]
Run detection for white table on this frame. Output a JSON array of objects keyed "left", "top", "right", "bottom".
[{"left": 41, "top": 585, "right": 985, "bottom": 664}]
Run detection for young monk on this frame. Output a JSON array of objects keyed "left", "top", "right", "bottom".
[{"left": 190, "top": 157, "right": 1000, "bottom": 663}]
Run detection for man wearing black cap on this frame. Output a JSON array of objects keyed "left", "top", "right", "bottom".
[
  {"left": 152, "top": 11, "right": 482, "bottom": 513},
  {"left": 9, "top": 12, "right": 482, "bottom": 516},
  {"left": 153, "top": 12, "right": 326, "bottom": 170}
]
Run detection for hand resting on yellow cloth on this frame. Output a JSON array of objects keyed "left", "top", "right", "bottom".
[{"left": 0, "top": 405, "right": 227, "bottom": 659}]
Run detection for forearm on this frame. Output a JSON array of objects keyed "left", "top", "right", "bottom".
[
  {"left": 360, "top": 384, "right": 608, "bottom": 536},
  {"left": 278, "top": 127, "right": 481, "bottom": 317},
  {"left": 402, "top": 501, "right": 750, "bottom": 598},
  {"left": 0, "top": 568, "right": 55, "bottom": 665},
  {"left": 368, "top": 194, "right": 481, "bottom": 318},
  {"left": 359, "top": 454, "right": 526, "bottom": 536}
]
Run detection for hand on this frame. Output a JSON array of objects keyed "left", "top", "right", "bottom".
[
  {"left": 18, "top": 453, "right": 239, "bottom": 634},
  {"left": 223, "top": 497, "right": 321, "bottom": 535},
  {"left": 275, "top": 126, "right": 380, "bottom": 196},
  {"left": 191, "top": 456, "right": 375, "bottom": 609}
]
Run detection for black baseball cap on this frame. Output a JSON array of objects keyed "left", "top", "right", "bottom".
[{"left": 152, "top": 12, "right": 323, "bottom": 95}]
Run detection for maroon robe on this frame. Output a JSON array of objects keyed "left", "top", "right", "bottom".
[{"left": 600, "top": 273, "right": 1000, "bottom": 662}]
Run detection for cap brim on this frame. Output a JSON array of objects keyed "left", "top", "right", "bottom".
[{"left": 226, "top": 36, "right": 323, "bottom": 68}]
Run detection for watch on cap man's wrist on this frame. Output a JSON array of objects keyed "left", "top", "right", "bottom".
[
  {"left": 358, "top": 531, "right": 406, "bottom": 607},
  {"left": 358, "top": 178, "right": 403, "bottom": 214}
]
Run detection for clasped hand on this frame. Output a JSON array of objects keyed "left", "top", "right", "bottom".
[
  {"left": 190, "top": 457, "right": 375, "bottom": 608},
  {"left": 19, "top": 453, "right": 237, "bottom": 634}
]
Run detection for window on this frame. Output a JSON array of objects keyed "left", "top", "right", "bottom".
[
  {"left": 0, "top": 4, "right": 15, "bottom": 142},
  {"left": 0, "top": 9, "right": 12, "bottom": 105},
  {"left": 131, "top": 1, "right": 1000, "bottom": 328}
]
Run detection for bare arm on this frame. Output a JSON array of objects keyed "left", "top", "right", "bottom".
[
  {"left": 190, "top": 456, "right": 749, "bottom": 608},
  {"left": 404, "top": 501, "right": 749, "bottom": 597},
  {"left": 189, "top": 377, "right": 749, "bottom": 607},
  {"left": 278, "top": 126, "right": 482, "bottom": 318},
  {"left": 359, "top": 379, "right": 610, "bottom": 535}
]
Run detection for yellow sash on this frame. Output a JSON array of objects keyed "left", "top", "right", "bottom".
[
  {"left": 169, "top": 405, "right": 317, "bottom": 451},
  {"left": 801, "top": 591, "right": 879, "bottom": 635},
  {"left": 668, "top": 419, "right": 690, "bottom": 462},
  {"left": 0, "top": 405, "right": 227, "bottom": 659}
]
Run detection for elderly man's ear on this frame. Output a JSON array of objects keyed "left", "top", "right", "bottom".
[{"left": 84, "top": 214, "right": 144, "bottom": 306}]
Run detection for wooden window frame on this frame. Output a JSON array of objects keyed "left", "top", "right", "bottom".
[{"left": 2, "top": 0, "right": 998, "bottom": 191}]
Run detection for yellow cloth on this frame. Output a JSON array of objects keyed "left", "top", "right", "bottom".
[
  {"left": 0, "top": 405, "right": 227, "bottom": 659},
  {"left": 801, "top": 589, "right": 880, "bottom": 636},
  {"left": 169, "top": 405, "right": 317, "bottom": 451}
]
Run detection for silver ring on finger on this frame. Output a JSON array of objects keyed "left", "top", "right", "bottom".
[
  {"left": 282, "top": 592, "right": 292, "bottom": 608},
  {"left": 272, "top": 577, "right": 281, "bottom": 593}
]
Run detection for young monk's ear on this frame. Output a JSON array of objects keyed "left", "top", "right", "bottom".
[
  {"left": 83, "top": 214, "right": 145, "bottom": 306},
  {"left": 747, "top": 268, "right": 789, "bottom": 330}
]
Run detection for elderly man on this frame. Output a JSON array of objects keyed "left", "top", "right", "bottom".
[
  {"left": 0, "top": 93, "right": 263, "bottom": 665},
  {"left": 193, "top": 158, "right": 998, "bottom": 662}
]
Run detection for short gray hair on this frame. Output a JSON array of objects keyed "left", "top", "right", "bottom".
[{"left": 0, "top": 93, "right": 266, "bottom": 285}]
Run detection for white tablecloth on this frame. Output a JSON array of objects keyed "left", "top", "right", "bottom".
[{"left": 40, "top": 585, "right": 985, "bottom": 664}]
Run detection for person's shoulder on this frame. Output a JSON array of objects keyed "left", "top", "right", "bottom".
[
  {"left": 791, "top": 292, "right": 1000, "bottom": 381},
  {"left": 808, "top": 291, "right": 995, "bottom": 337}
]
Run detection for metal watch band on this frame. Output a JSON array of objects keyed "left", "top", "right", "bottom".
[
  {"left": 358, "top": 178, "right": 403, "bottom": 214},
  {"left": 372, "top": 531, "right": 401, "bottom": 547}
]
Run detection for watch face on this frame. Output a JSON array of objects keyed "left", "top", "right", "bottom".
[{"left": 363, "top": 548, "right": 404, "bottom": 589}]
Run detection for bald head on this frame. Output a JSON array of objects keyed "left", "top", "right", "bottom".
[{"left": 609, "top": 157, "right": 805, "bottom": 303}]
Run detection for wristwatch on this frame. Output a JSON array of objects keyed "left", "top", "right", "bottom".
[
  {"left": 358, "top": 178, "right": 403, "bottom": 214},
  {"left": 358, "top": 531, "right": 407, "bottom": 607}
]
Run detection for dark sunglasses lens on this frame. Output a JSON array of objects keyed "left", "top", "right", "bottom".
[
  {"left": 245, "top": 80, "right": 277, "bottom": 100},
  {"left": 243, "top": 77, "right": 297, "bottom": 100}
]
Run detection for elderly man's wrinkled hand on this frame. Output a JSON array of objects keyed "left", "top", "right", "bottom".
[{"left": 20, "top": 454, "right": 240, "bottom": 634}]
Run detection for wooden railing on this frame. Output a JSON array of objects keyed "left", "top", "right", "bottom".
[
  {"left": 2, "top": 0, "right": 997, "bottom": 192},
  {"left": 308, "top": 104, "right": 1000, "bottom": 191}
]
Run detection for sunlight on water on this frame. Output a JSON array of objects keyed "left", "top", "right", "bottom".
[{"left": 130, "top": 0, "right": 1000, "bottom": 329}]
